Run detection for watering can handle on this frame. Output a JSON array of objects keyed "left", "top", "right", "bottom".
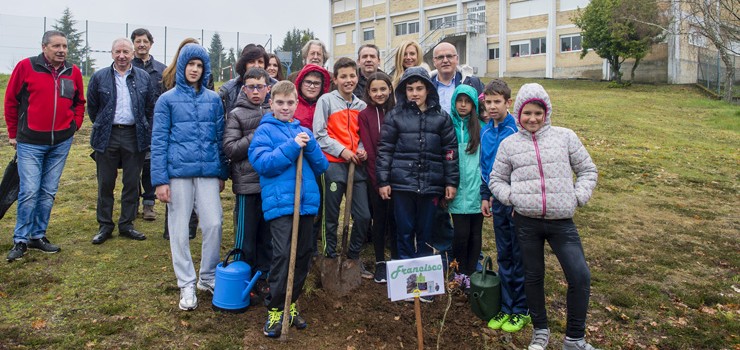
[
  {"left": 482, "top": 256, "right": 494, "bottom": 277},
  {"left": 222, "top": 248, "right": 244, "bottom": 268}
]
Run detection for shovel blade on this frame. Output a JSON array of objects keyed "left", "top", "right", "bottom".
[{"left": 319, "top": 256, "right": 362, "bottom": 297}]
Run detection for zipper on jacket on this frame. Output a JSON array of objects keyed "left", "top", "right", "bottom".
[{"left": 532, "top": 133, "right": 547, "bottom": 217}]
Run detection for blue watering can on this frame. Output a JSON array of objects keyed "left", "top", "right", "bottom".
[{"left": 212, "top": 248, "right": 263, "bottom": 313}]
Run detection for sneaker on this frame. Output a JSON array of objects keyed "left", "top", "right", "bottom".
[
  {"left": 359, "top": 261, "right": 373, "bottom": 279},
  {"left": 562, "top": 337, "right": 600, "bottom": 350},
  {"left": 502, "top": 313, "right": 531, "bottom": 333},
  {"left": 196, "top": 279, "right": 215, "bottom": 295},
  {"left": 289, "top": 303, "right": 308, "bottom": 330},
  {"left": 263, "top": 308, "right": 283, "bottom": 338},
  {"left": 487, "top": 312, "right": 510, "bottom": 330},
  {"left": 178, "top": 285, "right": 197, "bottom": 311},
  {"left": 373, "top": 262, "right": 387, "bottom": 283},
  {"left": 28, "top": 237, "right": 61, "bottom": 253},
  {"left": 143, "top": 205, "right": 156, "bottom": 221},
  {"left": 6, "top": 242, "right": 28, "bottom": 262},
  {"left": 528, "top": 328, "right": 550, "bottom": 350}
]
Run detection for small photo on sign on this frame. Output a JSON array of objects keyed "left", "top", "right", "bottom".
[{"left": 386, "top": 255, "right": 445, "bottom": 302}]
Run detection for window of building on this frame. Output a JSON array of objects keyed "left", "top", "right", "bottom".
[
  {"left": 363, "top": 28, "right": 375, "bottom": 41},
  {"left": 395, "top": 21, "right": 420, "bottom": 36},
  {"left": 362, "top": 0, "right": 385, "bottom": 7},
  {"left": 510, "top": 40, "right": 529, "bottom": 57},
  {"left": 335, "top": 32, "right": 347, "bottom": 46},
  {"left": 333, "top": 0, "right": 356, "bottom": 14},
  {"left": 559, "top": 0, "right": 590, "bottom": 11},
  {"left": 560, "top": 34, "right": 582, "bottom": 52},
  {"left": 488, "top": 44, "right": 500, "bottom": 60},
  {"left": 510, "top": 0, "right": 548, "bottom": 19},
  {"left": 429, "top": 14, "right": 457, "bottom": 31},
  {"left": 530, "top": 37, "right": 546, "bottom": 55},
  {"left": 352, "top": 30, "right": 357, "bottom": 44}
]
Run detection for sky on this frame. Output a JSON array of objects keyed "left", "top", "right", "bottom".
[{"left": 0, "top": 0, "right": 331, "bottom": 73}]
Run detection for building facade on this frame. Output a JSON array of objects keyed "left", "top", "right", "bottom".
[{"left": 329, "top": 0, "right": 710, "bottom": 84}]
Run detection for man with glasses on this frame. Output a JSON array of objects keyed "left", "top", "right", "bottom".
[
  {"left": 430, "top": 42, "right": 484, "bottom": 113},
  {"left": 429, "top": 42, "right": 484, "bottom": 273},
  {"left": 87, "top": 38, "right": 155, "bottom": 245}
]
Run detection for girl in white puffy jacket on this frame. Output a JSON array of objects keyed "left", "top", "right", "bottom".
[{"left": 490, "top": 83, "right": 599, "bottom": 350}]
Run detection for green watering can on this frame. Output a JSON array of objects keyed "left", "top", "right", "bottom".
[{"left": 469, "top": 256, "right": 501, "bottom": 321}]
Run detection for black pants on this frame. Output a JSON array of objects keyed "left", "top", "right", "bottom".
[
  {"left": 368, "top": 186, "right": 397, "bottom": 262},
  {"left": 95, "top": 127, "right": 144, "bottom": 233},
  {"left": 451, "top": 213, "right": 483, "bottom": 275},
  {"left": 514, "top": 214, "right": 591, "bottom": 339},
  {"left": 267, "top": 215, "right": 313, "bottom": 310},
  {"left": 233, "top": 194, "right": 272, "bottom": 276},
  {"left": 140, "top": 154, "right": 155, "bottom": 206}
]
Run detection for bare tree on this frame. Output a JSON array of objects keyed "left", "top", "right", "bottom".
[{"left": 679, "top": 0, "right": 739, "bottom": 102}]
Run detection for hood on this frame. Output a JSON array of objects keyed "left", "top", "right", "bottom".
[
  {"left": 512, "top": 83, "right": 552, "bottom": 131},
  {"left": 296, "top": 64, "right": 331, "bottom": 105},
  {"left": 394, "top": 66, "right": 439, "bottom": 111},
  {"left": 450, "top": 84, "right": 479, "bottom": 120},
  {"left": 259, "top": 112, "right": 301, "bottom": 128},
  {"left": 176, "top": 43, "right": 211, "bottom": 94}
]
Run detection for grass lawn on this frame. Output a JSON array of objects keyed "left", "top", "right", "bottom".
[{"left": 0, "top": 74, "right": 738, "bottom": 349}]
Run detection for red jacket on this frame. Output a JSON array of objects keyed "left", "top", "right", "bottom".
[
  {"left": 293, "top": 64, "right": 330, "bottom": 131},
  {"left": 4, "top": 54, "right": 86, "bottom": 145},
  {"left": 358, "top": 105, "right": 385, "bottom": 189}
]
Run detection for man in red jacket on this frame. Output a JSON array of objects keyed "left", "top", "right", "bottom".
[{"left": 4, "top": 30, "right": 86, "bottom": 262}]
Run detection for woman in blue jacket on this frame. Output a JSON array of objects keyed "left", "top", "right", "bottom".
[{"left": 150, "top": 43, "right": 229, "bottom": 311}]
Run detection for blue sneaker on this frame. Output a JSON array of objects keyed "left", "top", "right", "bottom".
[
  {"left": 290, "top": 303, "right": 308, "bottom": 329},
  {"left": 263, "top": 308, "right": 283, "bottom": 338}
]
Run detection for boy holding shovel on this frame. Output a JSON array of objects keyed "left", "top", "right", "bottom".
[{"left": 249, "top": 81, "right": 328, "bottom": 338}]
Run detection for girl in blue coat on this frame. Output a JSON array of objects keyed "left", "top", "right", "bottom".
[
  {"left": 448, "top": 85, "right": 483, "bottom": 278},
  {"left": 150, "top": 44, "right": 228, "bottom": 311}
]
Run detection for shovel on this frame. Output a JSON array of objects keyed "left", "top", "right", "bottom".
[
  {"left": 280, "top": 150, "right": 302, "bottom": 340},
  {"left": 320, "top": 162, "right": 362, "bottom": 297}
]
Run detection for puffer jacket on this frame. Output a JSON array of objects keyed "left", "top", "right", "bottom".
[
  {"left": 87, "top": 63, "right": 155, "bottom": 153},
  {"left": 376, "top": 66, "right": 459, "bottom": 195},
  {"left": 313, "top": 90, "right": 367, "bottom": 163},
  {"left": 223, "top": 91, "right": 270, "bottom": 194},
  {"left": 479, "top": 113, "right": 518, "bottom": 201},
  {"left": 150, "top": 44, "right": 228, "bottom": 187},
  {"left": 294, "top": 64, "right": 331, "bottom": 130},
  {"left": 448, "top": 84, "right": 481, "bottom": 214},
  {"left": 248, "top": 113, "right": 329, "bottom": 221},
  {"left": 490, "top": 83, "right": 597, "bottom": 219}
]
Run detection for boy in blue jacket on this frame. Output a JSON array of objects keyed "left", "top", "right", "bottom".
[
  {"left": 479, "top": 79, "right": 529, "bottom": 332},
  {"left": 249, "top": 81, "right": 329, "bottom": 338}
]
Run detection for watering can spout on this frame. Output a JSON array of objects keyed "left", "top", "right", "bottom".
[{"left": 242, "top": 270, "right": 263, "bottom": 301}]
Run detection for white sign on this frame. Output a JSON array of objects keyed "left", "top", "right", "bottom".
[{"left": 386, "top": 255, "right": 446, "bottom": 302}]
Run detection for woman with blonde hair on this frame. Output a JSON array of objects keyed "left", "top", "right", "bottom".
[{"left": 391, "top": 40, "right": 423, "bottom": 88}]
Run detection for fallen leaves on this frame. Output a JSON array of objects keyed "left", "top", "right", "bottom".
[{"left": 31, "top": 319, "right": 47, "bottom": 330}]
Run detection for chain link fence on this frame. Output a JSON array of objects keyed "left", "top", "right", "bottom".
[
  {"left": 0, "top": 13, "right": 271, "bottom": 80},
  {"left": 696, "top": 47, "right": 740, "bottom": 99}
]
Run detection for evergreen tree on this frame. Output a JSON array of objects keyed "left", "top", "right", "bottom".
[
  {"left": 277, "top": 28, "right": 315, "bottom": 73},
  {"left": 52, "top": 7, "right": 94, "bottom": 73},
  {"left": 225, "top": 47, "right": 236, "bottom": 80},
  {"left": 208, "top": 33, "right": 227, "bottom": 81}
]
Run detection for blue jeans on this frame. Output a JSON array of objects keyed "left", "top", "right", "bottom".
[
  {"left": 513, "top": 213, "right": 591, "bottom": 339},
  {"left": 393, "top": 192, "right": 437, "bottom": 259},
  {"left": 13, "top": 138, "right": 74, "bottom": 243}
]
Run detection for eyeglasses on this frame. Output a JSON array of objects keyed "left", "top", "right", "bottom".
[
  {"left": 302, "top": 80, "right": 322, "bottom": 88},
  {"left": 244, "top": 84, "right": 267, "bottom": 91},
  {"left": 433, "top": 54, "right": 457, "bottom": 61}
]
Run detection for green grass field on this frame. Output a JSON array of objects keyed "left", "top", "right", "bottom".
[{"left": 0, "top": 75, "right": 737, "bottom": 349}]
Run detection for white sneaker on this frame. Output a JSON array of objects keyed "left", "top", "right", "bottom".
[
  {"left": 529, "top": 328, "right": 550, "bottom": 350},
  {"left": 179, "top": 285, "right": 197, "bottom": 311},
  {"left": 562, "top": 337, "right": 600, "bottom": 350},
  {"left": 197, "top": 279, "right": 215, "bottom": 295}
]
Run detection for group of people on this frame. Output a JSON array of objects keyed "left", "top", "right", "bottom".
[{"left": 4, "top": 29, "right": 600, "bottom": 350}]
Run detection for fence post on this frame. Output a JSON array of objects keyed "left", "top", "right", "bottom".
[
  {"left": 85, "top": 20, "right": 89, "bottom": 76},
  {"left": 164, "top": 26, "right": 168, "bottom": 64},
  {"left": 44, "top": 17, "right": 46, "bottom": 32}
]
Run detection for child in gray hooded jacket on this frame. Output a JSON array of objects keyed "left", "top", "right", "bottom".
[{"left": 490, "top": 83, "right": 599, "bottom": 350}]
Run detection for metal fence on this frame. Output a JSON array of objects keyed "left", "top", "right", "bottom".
[
  {"left": 696, "top": 47, "right": 740, "bottom": 98},
  {"left": 0, "top": 13, "right": 271, "bottom": 79}
]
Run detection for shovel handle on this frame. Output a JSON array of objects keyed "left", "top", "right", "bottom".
[
  {"left": 340, "top": 162, "right": 355, "bottom": 254},
  {"left": 281, "top": 150, "right": 303, "bottom": 340}
]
